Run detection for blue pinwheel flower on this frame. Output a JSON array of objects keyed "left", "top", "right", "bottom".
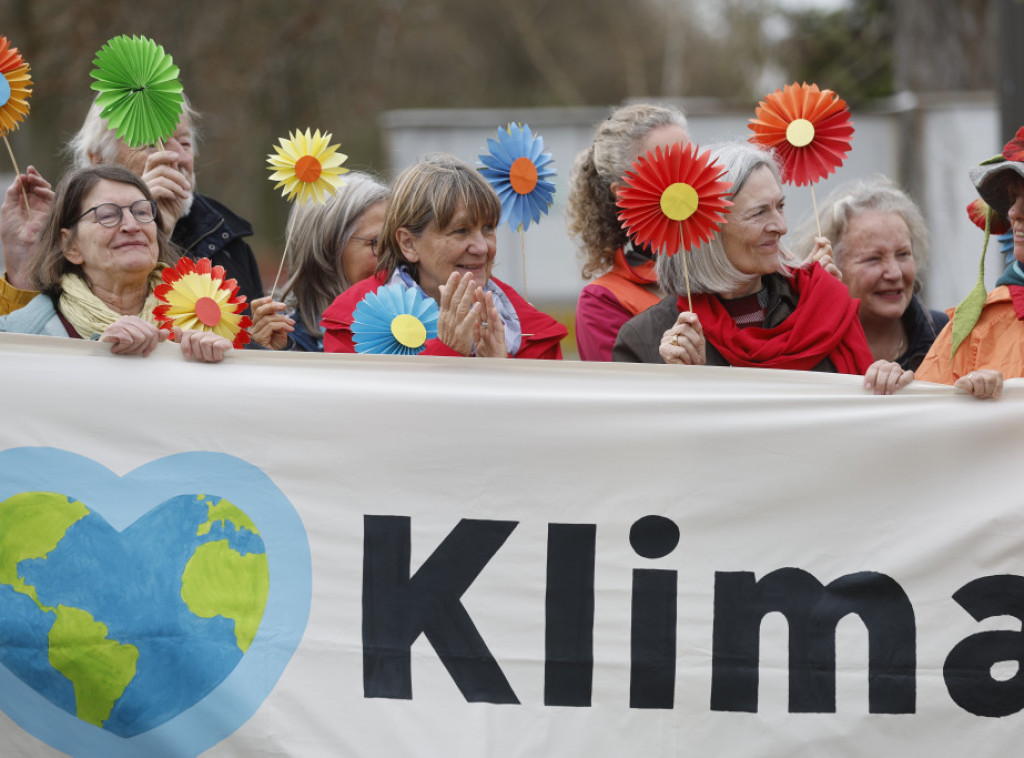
[
  {"left": 351, "top": 283, "right": 439, "bottom": 355},
  {"left": 478, "top": 122, "right": 556, "bottom": 232}
]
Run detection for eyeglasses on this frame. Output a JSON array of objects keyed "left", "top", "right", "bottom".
[
  {"left": 74, "top": 200, "right": 158, "bottom": 228},
  {"left": 350, "top": 235, "right": 379, "bottom": 255}
]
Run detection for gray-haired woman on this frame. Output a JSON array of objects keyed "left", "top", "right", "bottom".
[
  {"left": 249, "top": 172, "right": 390, "bottom": 351},
  {"left": 613, "top": 140, "right": 915, "bottom": 395}
]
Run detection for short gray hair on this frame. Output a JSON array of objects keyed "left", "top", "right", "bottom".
[
  {"left": 65, "top": 94, "right": 199, "bottom": 170},
  {"left": 789, "top": 175, "right": 929, "bottom": 273},
  {"left": 656, "top": 141, "right": 798, "bottom": 296}
]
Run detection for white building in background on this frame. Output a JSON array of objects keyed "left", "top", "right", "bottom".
[{"left": 381, "top": 94, "right": 1003, "bottom": 325}]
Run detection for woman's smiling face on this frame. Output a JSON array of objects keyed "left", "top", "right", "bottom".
[
  {"left": 398, "top": 201, "right": 497, "bottom": 301},
  {"left": 720, "top": 165, "right": 787, "bottom": 294},
  {"left": 61, "top": 179, "right": 159, "bottom": 291}
]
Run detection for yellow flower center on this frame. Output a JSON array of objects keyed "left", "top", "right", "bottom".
[
  {"left": 391, "top": 313, "right": 427, "bottom": 349},
  {"left": 660, "top": 182, "right": 699, "bottom": 221},
  {"left": 786, "top": 118, "right": 815, "bottom": 147}
]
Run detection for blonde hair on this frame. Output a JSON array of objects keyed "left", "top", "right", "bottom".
[
  {"left": 376, "top": 153, "right": 501, "bottom": 283},
  {"left": 567, "top": 103, "right": 689, "bottom": 279}
]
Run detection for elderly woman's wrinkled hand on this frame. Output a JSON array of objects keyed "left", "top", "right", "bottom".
[
  {"left": 805, "top": 236, "right": 842, "bottom": 281},
  {"left": 437, "top": 271, "right": 481, "bottom": 356},
  {"left": 473, "top": 290, "right": 508, "bottom": 358},
  {"left": 174, "top": 327, "right": 232, "bottom": 363},
  {"left": 249, "top": 295, "right": 294, "bottom": 350},
  {"left": 953, "top": 369, "right": 1004, "bottom": 400},
  {"left": 99, "top": 316, "right": 168, "bottom": 357},
  {"left": 1, "top": 166, "right": 55, "bottom": 289},
  {"left": 659, "top": 311, "right": 706, "bottom": 365},
  {"left": 142, "top": 150, "right": 192, "bottom": 232},
  {"left": 863, "top": 360, "right": 914, "bottom": 395}
]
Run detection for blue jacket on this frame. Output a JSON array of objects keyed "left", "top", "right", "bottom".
[{"left": 0, "top": 294, "right": 68, "bottom": 336}]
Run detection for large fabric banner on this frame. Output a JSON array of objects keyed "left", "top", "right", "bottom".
[{"left": 1, "top": 333, "right": 1023, "bottom": 757}]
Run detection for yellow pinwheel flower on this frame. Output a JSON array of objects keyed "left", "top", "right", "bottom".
[{"left": 267, "top": 128, "right": 348, "bottom": 204}]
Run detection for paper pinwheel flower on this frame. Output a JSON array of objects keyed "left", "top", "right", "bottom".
[
  {"left": 749, "top": 82, "right": 854, "bottom": 186},
  {"left": 267, "top": 128, "right": 348, "bottom": 205},
  {"left": 90, "top": 35, "right": 184, "bottom": 148},
  {"left": 478, "top": 122, "right": 556, "bottom": 232},
  {"left": 616, "top": 142, "right": 732, "bottom": 256},
  {"left": 351, "top": 283, "right": 439, "bottom": 356},
  {"left": 154, "top": 257, "right": 252, "bottom": 348},
  {"left": 966, "top": 198, "right": 1010, "bottom": 235},
  {"left": 0, "top": 36, "right": 31, "bottom": 136}
]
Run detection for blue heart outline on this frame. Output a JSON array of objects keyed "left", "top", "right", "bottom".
[{"left": 0, "top": 447, "right": 312, "bottom": 758}]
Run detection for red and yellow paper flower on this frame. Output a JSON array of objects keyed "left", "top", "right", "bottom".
[
  {"left": 616, "top": 142, "right": 732, "bottom": 255},
  {"left": 154, "top": 258, "right": 252, "bottom": 348},
  {"left": 748, "top": 82, "right": 854, "bottom": 186},
  {"left": 267, "top": 128, "right": 348, "bottom": 204},
  {"left": 0, "top": 36, "right": 31, "bottom": 136}
]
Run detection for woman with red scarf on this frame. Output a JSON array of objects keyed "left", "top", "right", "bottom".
[{"left": 612, "top": 141, "right": 913, "bottom": 394}]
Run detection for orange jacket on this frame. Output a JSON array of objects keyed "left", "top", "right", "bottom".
[{"left": 916, "top": 286, "right": 1024, "bottom": 384}]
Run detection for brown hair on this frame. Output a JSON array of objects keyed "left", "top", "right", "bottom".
[
  {"left": 30, "top": 164, "right": 176, "bottom": 295},
  {"left": 375, "top": 153, "right": 501, "bottom": 283}
]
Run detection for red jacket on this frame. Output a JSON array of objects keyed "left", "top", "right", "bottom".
[
  {"left": 575, "top": 248, "right": 661, "bottom": 362},
  {"left": 321, "top": 273, "right": 567, "bottom": 359}
]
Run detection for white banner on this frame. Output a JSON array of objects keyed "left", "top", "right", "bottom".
[{"left": 1, "top": 333, "right": 1023, "bottom": 757}]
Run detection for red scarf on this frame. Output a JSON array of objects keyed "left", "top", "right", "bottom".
[{"left": 677, "top": 265, "right": 873, "bottom": 374}]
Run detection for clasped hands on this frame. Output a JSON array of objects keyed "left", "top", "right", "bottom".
[{"left": 438, "top": 271, "right": 507, "bottom": 357}]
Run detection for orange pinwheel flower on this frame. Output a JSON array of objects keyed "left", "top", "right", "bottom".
[
  {"left": 0, "top": 36, "right": 31, "bottom": 136},
  {"left": 749, "top": 82, "right": 854, "bottom": 186},
  {"left": 616, "top": 142, "right": 732, "bottom": 256},
  {"left": 154, "top": 257, "right": 252, "bottom": 348}
]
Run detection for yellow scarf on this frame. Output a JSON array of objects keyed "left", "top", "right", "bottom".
[{"left": 58, "top": 267, "right": 166, "bottom": 339}]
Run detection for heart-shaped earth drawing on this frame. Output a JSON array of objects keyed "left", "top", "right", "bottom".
[{"left": 0, "top": 448, "right": 311, "bottom": 758}]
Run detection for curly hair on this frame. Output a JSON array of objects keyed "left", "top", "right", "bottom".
[{"left": 567, "top": 103, "right": 689, "bottom": 280}]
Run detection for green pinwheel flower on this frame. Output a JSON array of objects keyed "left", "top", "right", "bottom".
[{"left": 90, "top": 35, "right": 184, "bottom": 148}]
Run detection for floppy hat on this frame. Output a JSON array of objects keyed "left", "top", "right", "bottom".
[{"left": 969, "top": 126, "right": 1024, "bottom": 216}]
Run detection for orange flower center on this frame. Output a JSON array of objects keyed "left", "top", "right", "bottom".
[
  {"left": 295, "top": 155, "right": 323, "bottom": 184},
  {"left": 786, "top": 119, "right": 815, "bottom": 147},
  {"left": 510, "top": 156, "right": 538, "bottom": 195},
  {"left": 660, "top": 182, "right": 699, "bottom": 221},
  {"left": 194, "top": 296, "right": 223, "bottom": 327}
]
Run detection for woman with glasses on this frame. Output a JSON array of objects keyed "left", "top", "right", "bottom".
[
  {"left": 0, "top": 165, "right": 231, "bottom": 362},
  {"left": 248, "top": 172, "right": 389, "bottom": 351}
]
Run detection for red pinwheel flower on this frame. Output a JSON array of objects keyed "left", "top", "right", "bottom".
[
  {"left": 748, "top": 82, "right": 854, "bottom": 186},
  {"left": 615, "top": 142, "right": 732, "bottom": 256},
  {"left": 966, "top": 198, "right": 1011, "bottom": 235},
  {"left": 1002, "top": 126, "right": 1024, "bottom": 162},
  {"left": 154, "top": 257, "right": 252, "bottom": 348}
]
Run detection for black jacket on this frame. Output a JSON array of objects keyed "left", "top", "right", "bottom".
[{"left": 171, "top": 194, "right": 264, "bottom": 314}]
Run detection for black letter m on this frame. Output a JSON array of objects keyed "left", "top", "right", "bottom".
[{"left": 711, "top": 568, "right": 915, "bottom": 714}]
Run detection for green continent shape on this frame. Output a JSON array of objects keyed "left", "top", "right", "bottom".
[
  {"left": 181, "top": 540, "right": 268, "bottom": 652},
  {"left": 195, "top": 495, "right": 260, "bottom": 538},
  {"left": 48, "top": 605, "right": 138, "bottom": 727},
  {"left": 0, "top": 492, "right": 89, "bottom": 608}
]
